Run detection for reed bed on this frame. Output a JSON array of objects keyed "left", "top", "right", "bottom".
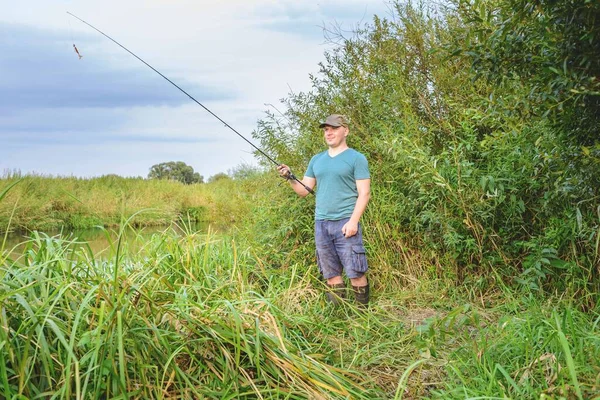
[
  {"left": 2, "top": 226, "right": 599, "bottom": 399},
  {"left": 0, "top": 227, "right": 387, "bottom": 399},
  {"left": 0, "top": 174, "right": 219, "bottom": 233}
]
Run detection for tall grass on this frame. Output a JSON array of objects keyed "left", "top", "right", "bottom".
[
  {"left": 2, "top": 226, "right": 599, "bottom": 398},
  {"left": 0, "top": 227, "right": 385, "bottom": 398},
  {"left": 0, "top": 174, "right": 255, "bottom": 234},
  {"left": 425, "top": 298, "right": 600, "bottom": 399}
]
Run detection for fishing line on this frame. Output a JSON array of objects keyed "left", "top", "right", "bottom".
[
  {"left": 68, "top": 17, "right": 73, "bottom": 42},
  {"left": 66, "top": 11, "right": 314, "bottom": 195}
]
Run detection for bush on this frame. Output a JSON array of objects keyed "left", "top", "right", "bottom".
[{"left": 249, "top": 1, "right": 600, "bottom": 297}]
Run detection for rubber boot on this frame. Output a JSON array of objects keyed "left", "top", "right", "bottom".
[
  {"left": 325, "top": 283, "right": 346, "bottom": 305},
  {"left": 352, "top": 283, "right": 369, "bottom": 309}
]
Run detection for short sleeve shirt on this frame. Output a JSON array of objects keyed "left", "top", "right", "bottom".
[{"left": 305, "top": 148, "right": 370, "bottom": 220}]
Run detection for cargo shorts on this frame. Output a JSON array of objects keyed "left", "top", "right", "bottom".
[{"left": 315, "top": 217, "right": 368, "bottom": 279}]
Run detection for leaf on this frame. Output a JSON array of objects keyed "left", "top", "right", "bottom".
[
  {"left": 548, "top": 67, "right": 561, "bottom": 75},
  {"left": 0, "top": 179, "right": 22, "bottom": 202},
  {"left": 582, "top": 146, "right": 590, "bottom": 156}
]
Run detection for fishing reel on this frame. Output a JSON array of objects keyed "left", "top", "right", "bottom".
[
  {"left": 281, "top": 170, "right": 296, "bottom": 181},
  {"left": 281, "top": 170, "right": 315, "bottom": 195},
  {"left": 277, "top": 165, "right": 294, "bottom": 180}
]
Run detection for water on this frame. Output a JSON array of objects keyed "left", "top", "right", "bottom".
[{"left": 1, "top": 222, "right": 210, "bottom": 259}]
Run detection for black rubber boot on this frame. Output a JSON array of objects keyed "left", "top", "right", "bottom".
[
  {"left": 352, "top": 283, "right": 369, "bottom": 309},
  {"left": 325, "top": 283, "right": 346, "bottom": 305}
]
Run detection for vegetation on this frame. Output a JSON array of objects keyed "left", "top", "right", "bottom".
[
  {"left": 254, "top": 0, "right": 600, "bottom": 301},
  {"left": 1, "top": 227, "right": 371, "bottom": 399},
  {"left": 0, "top": 173, "right": 253, "bottom": 233},
  {"left": 148, "top": 161, "right": 204, "bottom": 184},
  {"left": 207, "top": 172, "right": 231, "bottom": 183},
  {"left": 2, "top": 0, "right": 600, "bottom": 398},
  {"left": 1, "top": 224, "right": 599, "bottom": 398},
  {"left": 453, "top": 0, "right": 600, "bottom": 144}
]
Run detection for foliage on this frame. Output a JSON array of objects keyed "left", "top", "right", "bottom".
[
  {"left": 0, "top": 175, "right": 213, "bottom": 232},
  {"left": 0, "top": 230, "right": 374, "bottom": 398},
  {"left": 251, "top": 1, "right": 600, "bottom": 298},
  {"left": 207, "top": 172, "right": 231, "bottom": 183},
  {"left": 228, "top": 162, "right": 264, "bottom": 180},
  {"left": 451, "top": 0, "right": 600, "bottom": 145},
  {"left": 3, "top": 1, "right": 600, "bottom": 398},
  {"left": 1, "top": 229, "right": 598, "bottom": 398},
  {"left": 148, "top": 161, "right": 203, "bottom": 184},
  {"left": 421, "top": 298, "right": 599, "bottom": 399}
]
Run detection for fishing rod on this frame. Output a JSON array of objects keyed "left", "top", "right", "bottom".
[{"left": 66, "top": 11, "right": 314, "bottom": 195}]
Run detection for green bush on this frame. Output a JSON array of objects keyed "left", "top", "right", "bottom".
[{"left": 249, "top": 1, "right": 600, "bottom": 298}]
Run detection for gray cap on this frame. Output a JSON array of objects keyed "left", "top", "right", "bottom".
[{"left": 319, "top": 114, "right": 349, "bottom": 128}]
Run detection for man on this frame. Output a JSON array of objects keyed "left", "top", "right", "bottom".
[{"left": 277, "top": 114, "right": 371, "bottom": 307}]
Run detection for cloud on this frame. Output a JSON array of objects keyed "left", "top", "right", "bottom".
[
  {"left": 0, "top": 22, "right": 237, "bottom": 161},
  {"left": 0, "top": 23, "right": 234, "bottom": 111},
  {"left": 2, "top": 130, "right": 218, "bottom": 147},
  {"left": 249, "top": 1, "right": 391, "bottom": 39}
]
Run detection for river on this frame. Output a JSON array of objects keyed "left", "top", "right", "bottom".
[{"left": 1, "top": 222, "right": 210, "bottom": 260}]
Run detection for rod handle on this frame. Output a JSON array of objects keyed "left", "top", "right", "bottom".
[{"left": 288, "top": 173, "right": 315, "bottom": 195}]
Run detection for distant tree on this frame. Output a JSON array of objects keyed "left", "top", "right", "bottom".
[
  {"left": 99, "top": 174, "right": 122, "bottom": 179},
  {"left": 148, "top": 161, "right": 203, "bottom": 184},
  {"left": 207, "top": 172, "right": 230, "bottom": 183},
  {"left": 228, "top": 163, "right": 263, "bottom": 180}
]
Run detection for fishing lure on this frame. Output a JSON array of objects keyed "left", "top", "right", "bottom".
[{"left": 73, "top": 44, "right": 83, "bottom": 59}]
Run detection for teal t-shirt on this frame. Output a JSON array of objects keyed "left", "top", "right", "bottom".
[{"left": 305, "top": 148, "right": 370, "bottom": 221}]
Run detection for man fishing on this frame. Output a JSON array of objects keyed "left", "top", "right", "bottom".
[{"left": 278, "top": 114, "right": 371, "bottom": 308}]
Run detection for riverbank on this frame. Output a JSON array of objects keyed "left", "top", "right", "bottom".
[
  {"left": 2, "top": 227, "right": 598, "bottom": 398},
  {"left": 0, "top": 174, "right": 253, "bottom": 233}
]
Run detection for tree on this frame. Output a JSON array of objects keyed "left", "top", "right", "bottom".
[
  {"left": 228, "top": 163, "right": 263, "bottom": 180},
  {"left": 207, "top": 172, "right": 230, "bottom": 183},
  {"left": 148, "top": 161, "right": 203, "bottom": 184},
  {"left": 452, "top": 0, "right": 600, "bottom": 144}
]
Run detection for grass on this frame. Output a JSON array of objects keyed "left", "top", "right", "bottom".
[
  {"left": 3, "top": 0, "right": 600, "bottom": 395},
  {"left": 0, "top": 174, "right": 199, "bottom": 232},
  {"left": 0, "top": 227, "right": 380, "bottom": 398},
  {"left": 1, "top": 225, "right": 599, "bottom": 399},
  {"left": 423, "top": 297, "right": 600, "bottom": 399},
  {"left": 0, "top": 173, "right": 257, "bottom": 234}
]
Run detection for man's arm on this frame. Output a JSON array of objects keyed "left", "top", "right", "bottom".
[
  {"left": 289, "top": 176, "right": 316, "bottom": 197},
  {"left": 277, "top": 164, "right": 316, "bottom": 197},
  {"left": 341, "top": 179, "right": 371, "bottom": 238}
]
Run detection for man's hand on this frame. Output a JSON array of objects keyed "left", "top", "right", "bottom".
[
  {"left": 277, "top": 164, "right": 292, "bottom": 180},
  {"left": 341, "top": 220, "right": 359, "bottom": 238}
]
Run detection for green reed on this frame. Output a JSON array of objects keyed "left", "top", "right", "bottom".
[
  {"left": 2, "top": 225, "right": 599, "bottom": 398},
  {"left": 0, "top": 227, "right": 384, "bottom": 399}
]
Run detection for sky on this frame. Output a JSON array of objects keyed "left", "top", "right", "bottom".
[{"left": 0, "top": 0, "right": 391, "bottom": 179}]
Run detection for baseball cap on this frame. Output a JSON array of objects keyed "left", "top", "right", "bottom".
[{"left": 319, "top": 114, "right": 349, "bottom": 128}]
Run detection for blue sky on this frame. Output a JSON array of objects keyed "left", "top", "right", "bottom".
[{"left": 1, "top": 1, "right": 391, "bottom": 179}]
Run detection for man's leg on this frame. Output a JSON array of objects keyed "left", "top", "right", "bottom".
[
  {"left": 316, "top": 220, "right": 346, "bottom": 304},
  {"left": 326, "top": 277, "right": 347, "bottom": 305},
  {"left": 327, "top": 276, "right": 344, "bottom": 285},
  {"left": 350, "top": 276, "right": 369, "bottom": 308},
  {"left": 332, "top": 219, "right": 370, "bottom": 308}
]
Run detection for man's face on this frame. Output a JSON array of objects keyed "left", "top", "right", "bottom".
[{"left": 323, "top": 125, "right": 348, "bottom": 148}]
